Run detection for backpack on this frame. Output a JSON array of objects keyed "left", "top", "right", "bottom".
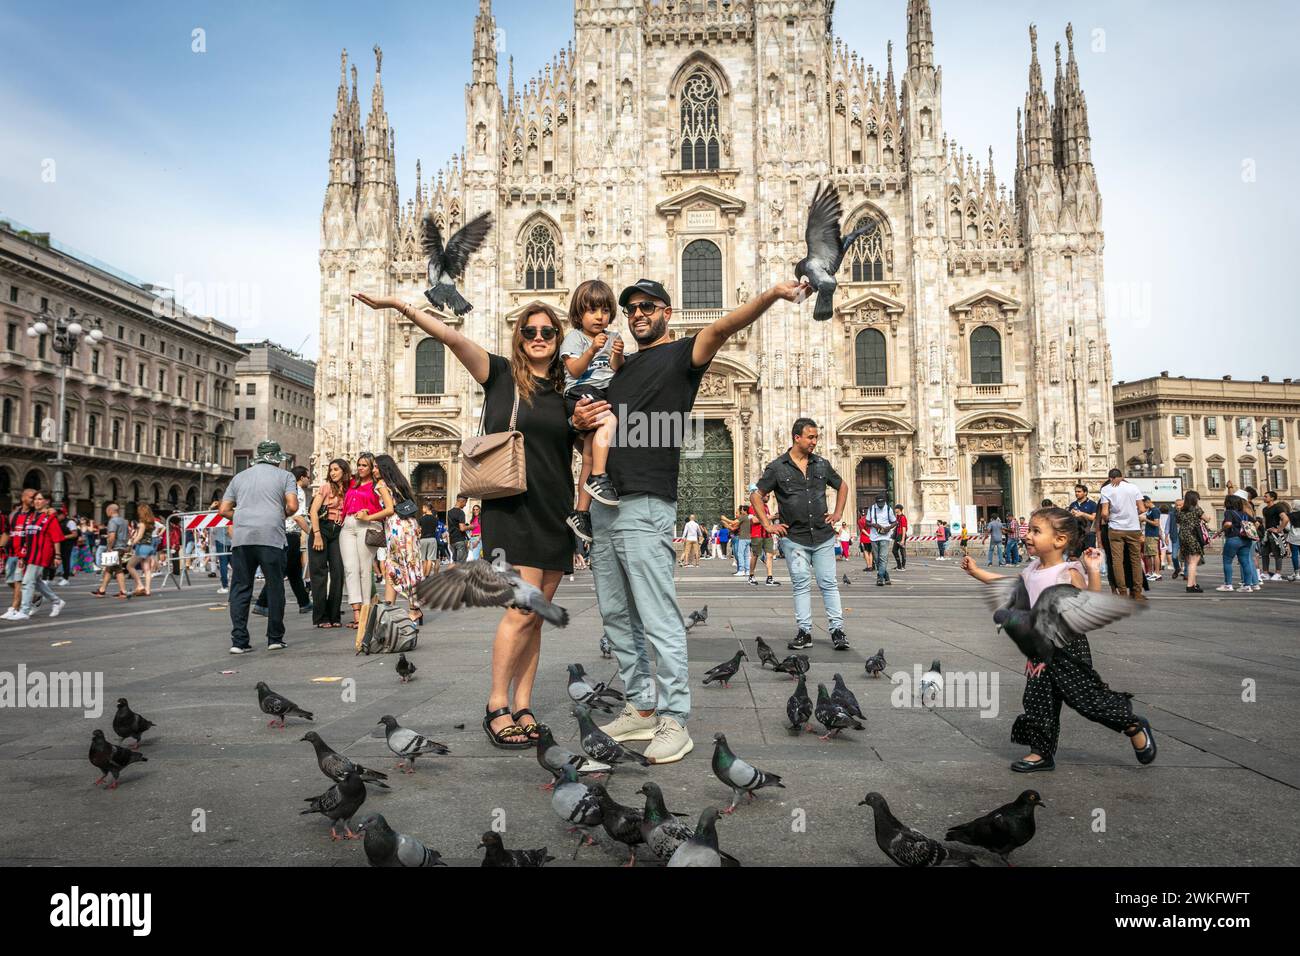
[{"left": 355, "top": 599, "right": 420, "bottom": 655}]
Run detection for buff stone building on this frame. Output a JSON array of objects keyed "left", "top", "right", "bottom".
[{"left": 315, "top": 0, "right": 1116, "bottom": 525}]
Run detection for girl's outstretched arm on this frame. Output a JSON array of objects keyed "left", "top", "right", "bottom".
[{"left": 960, "top": 553, "right": 1007, "bottom": 584}]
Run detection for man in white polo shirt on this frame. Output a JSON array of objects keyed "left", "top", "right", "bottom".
[{"left": 1099, "top": 467, "right": 1146, "bottom": 601}]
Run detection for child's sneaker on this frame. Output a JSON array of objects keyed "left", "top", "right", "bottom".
[
  {"left": 566, "top": 510, "right": 593, "bottom": 544},
  {"left": 584, "top": 474, "right": 620, "bottom": 507}
]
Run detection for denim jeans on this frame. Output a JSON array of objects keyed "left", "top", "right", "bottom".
[
  {"left": 229, "top": 545, "right": 286, "bottom": 648},
  {"left": 937, "top": 540, "right": 947, "bottom": 558},
  {"left": 988, "top": 540, "right": 1004, "bottom": 565},
  {"left": 591, "top": 494, "right": 690, "bottom": 725},
  {"left": 1222, "top": 537, "right": 1252, "bottom": 587},
  {"left": 779, "top": 536, "right": 844, "bottom": 633},
  {"left": 19, "top": 563, "right": 58, "bottom": 614},
  {"left": 871, "top": 539, "right": 891, "bottom": 581},
  {"left": 1243, "top": 540, "right": 1261, "bottom": 586},
  {"left": 212, "top": 535, "right": 231, "bottom": 588},
  {"left": 731, "top": 537, "right": 751, "bottom": 574}
]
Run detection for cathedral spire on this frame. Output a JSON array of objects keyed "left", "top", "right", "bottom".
[
  {"left": 906, "top": 0, "right": 934, "bottom": 71},
  {"left": 1063, "top": 23, "right": 1093, "bottom": 168},
  {"left": 885, "top": 40, "right": 896, "bottom": 105},
  {"left": 471, "top": 0, "right": 498, "bottom": 88},
  {"left": 1023, "top": 24, "right": 1054, "bottom": 172}
]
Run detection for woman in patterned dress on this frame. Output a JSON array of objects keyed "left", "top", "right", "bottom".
[
  {"left": 375, "top": 454, "right": 424, "bottom": 626},
  {"left": 1175, "top": 489, "right": 1206, "bottom": 593}
]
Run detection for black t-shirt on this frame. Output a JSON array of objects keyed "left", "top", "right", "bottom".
[
  {"left": 447, "top": 507, "right": 468, "bottom": 544},
  {"left": 606, "top": 336, "right": 709, "bottom": 502},
  {"left": 1263, "top": 502, "right": 1286, "bottom": 530},
  {"left": 417, "top": 514, "right": 439, "bottom": 539}
]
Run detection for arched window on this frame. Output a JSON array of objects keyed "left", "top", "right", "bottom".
[
  {"left": 854, "top": 328, "right": 887, "bottom": 387},
  {"left": 681, "top": 239, "right": 722, "bottom": 309},
  {"left": 415, "top": 338, "right": 446, "bottom": 395},
  {"left": 846, "top": 215, "right": 886, "bottom": 282},
  {"left": 1, "top": 397, "right": 13, "bottom": 433},
  {"left": 680, "top": 70, "right": 720, "bottom": 171},
  {"left": 970, "top": 326, "right": 1003, "bottom": 384},
  {"left": 523, "top": 222, "right": 557, "bottom": 290}
]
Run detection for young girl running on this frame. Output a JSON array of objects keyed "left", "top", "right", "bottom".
[
  {"left": 561, "top": 279, "right": 624, "bottom": 544},
  {"left": 962, "top": 506, "right": 1156, "bottom": 773}
]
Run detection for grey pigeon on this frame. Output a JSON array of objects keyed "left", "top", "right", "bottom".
[
  {"left": 535, "top": 724, "right": 610, "bottom": 788},
  {"left": 395, "top": 653, "right": 417, "bottom": 683},
  {"left": 920, "top": 660, "right": 942, "bottom": 707},
  {"left": 551, "top": 760, "right": 604, "bottom": 848},
  {"left": 831, "top": 673, "right": 866, "bottom": 727},
  {"left": 89, "top": 729, "right": 146, "bottom": 789},
  {"left": 478, "top": 831, "right": 554, "bottom": 867},
  {"left": 773, "top": 654, "right": 811, "bottom": 680},
  {"left": 754, "top": 635, "right": 779, "bottom": 669},
  {"left": 982, "top": 578, "right": 1142, "bottom": 664},
  {"left": 300, "top": 770, "right": 367, "bottom": 841},
  {"left": 300, "top": 731, "right": 390, "bottom": 789},
  {"left": 567, "top": 663, "right": 624, "bottom": 715},
  {"left": 256, "top": 681, "right": 313, "bottom": 729},
  {"left": 599, "top": 632, "right": 613, "bottom": 659},
  {"left": 843, "top": 574, "right": 851, "bottom": 586},
  {"left": 667, "top": 808, "right": 741, "bottom": 867},
  {"left": 421, "top": 210, "right": 492, "bottom": 316},
  {"left": 786, "top": 674, "right": 814, "bottom": 733},
  {"left": 814, "top": 682, "right": 862, "bottom": 739},
  {"left": 684, "top": 605, "right": 708, "bottom": 631},
  {"left": 795, "top": 182, "right": 876, "bottom": 321},
  {"left": 112, "top": 698, "right": 154, "bottom": 749},
  {"left": 637, "top": 782, "right": 694, "bottom": 861},
  {"left": 945, "top": 789, "right": 1044, "bottom": 864},
  {"left": 357, "top": 813, "right": 445, "bottom": 866},
  {"left": 711, "top": 732, "right": 785, "bottom": 813},
  {"left": 377, "top": 715, "right": 449, "bottom": 773},
  {"left": 415, "top": 559, "right": 568, "bottom": 627},
  {"left": 864, "top": 647, "right": 887, "bottom": 678},
  {"left": 590, "top": 783, "right": 645, "bottom": 866},
  {"left": 573, "top": 704, "right": 651, "bottom": 767},
  {"left": 858, "top": 792, "right": 978, "bottom": 867},
  {"left": 702, "top": 649, "right": 746, "bottom": 688}
]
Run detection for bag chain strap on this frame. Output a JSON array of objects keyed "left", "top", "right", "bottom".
[{"left": 474, "top": 378, "right": 521, "bottom": 438}]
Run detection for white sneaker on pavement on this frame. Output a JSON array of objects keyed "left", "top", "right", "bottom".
[
  {"left": 598, "top": 703, "right": 659, "bottom": 743},
  {"left": 217, "top": 587, "right": 229, "bottom": 594},
  {"left": 642, "top": 716, "right": 694, "bottom": 764},
  {"left": 50, "top": 598, "right": 66, "bottom": 618},
  {"left": 2, "top": 608, "right": 23, "bottom": 621}
]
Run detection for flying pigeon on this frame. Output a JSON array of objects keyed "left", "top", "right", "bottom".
[
  {"left": 89, "top": 729, "right": 147, "bottom": 789},
  {"left": 638, "top": 782, "right": 694, "bottom": 861},
  {"left": 301, "top": 770, "right": 367, "bottom": 841},
  {"left": 795, "top": 182, "right": 877, "bottom": 321},
  {"left": 702, "top": 649, "right": 746, "bottom": 688},
  {"left": 573, "top": 704, "right": 652, "bottom": 767},
  {"left": 415, "top": 559, "right": 569, "bottom": 628},
  {"left": 256, "top": 681, "right": 313, "bottom": 729},
  {"left": 830, "top": 673, "right": 866, "bottom": 727},
  {"left": 590, "top": 783, "right": 646, "bottom": 867},
  {"left": 945, "top": 790, "right": 1044, "bottom": 864},
  {"left": 773, "top": 654, "right": 811, "bottom": 680},
  {"left": 421, "top": 210, "right": 493, "bottom": 316},
  {"left": 535, "top": 723, "right": 611, "bottom": 787},
  {"left": 395, "top": 653, "right": 417, "bottom": 683},
  {"left": 754, "top": 636, "right": 780, "bottom": 669},
  {"left": 478, "top": 831, "right": 554, "bottom": 867},
  {"left": 551, "top": 760, "right": 604, "bottom": 848},
  {"left": 357, "top": 813, "right": 445, "bottom": 866},
  {"left": 982, "top": 578, "right": 1143, "bottom": 665},
  {"left": 864, "top": 647, "right": 888, "bottom": 679},
  {"left": 300, "top": 731, "right": 390, "bottom": 789},
  {"left": 814, "top": 682, "right": 863, "bottom": 740},
  {"left": 711, "top": 733, "right": 785, "bottom": 813},
  {"left": 684, "top": 605, "right": 709, "bottom": 631},
  {"left": 858, "top": 792, "right": 978, "bottom": 867},
  {"left": 919, "top": 660, "right": 942, "bottom": 707},
  {"left": 112, "top": 698, "right": 155, "bottom": 749},
  {"left": 667, "top": 808, "right": 741, "bottom": 867},
  {"left": 377, "top": 715, "right": 449, "bottom": 773},
  {"left": 567, "top": 663, "right": 624, "bottom": 714},
  {"left": 599, "top": 632, "right": 614, "bottom": 659},
  {"left": 786, "top": 674, "right": 814, "bottom": 733}
]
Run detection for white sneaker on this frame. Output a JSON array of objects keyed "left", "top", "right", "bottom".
[
  {"left": 2, "top": 608, "right": 22, "bottom": 621},
  {"left": 732, "top": 569, "right": 747, "bottom": 577},
  {"left": 598, "top": 703, "right": 659, "bottom": 742},
  {"left": 7, "top": 609, "right": 31, "bottom": 620},
  {"left": 1215, "top": 585, "right": 1234, "bottom": 591},
  {"left": 217, "top": 587, "right": 229, "bottom": 594},
  {"left": 643, "top": 716, "right": 694, "bottom": 764},
  {"left": 1269, "top": 573, "right": 1283, "bottom": 582},
  {"left": 56, "top": 578, "right": 68, "bottom": 587},
  {"left": 50, "top": 598, "right": 66, "bottom": 618}
]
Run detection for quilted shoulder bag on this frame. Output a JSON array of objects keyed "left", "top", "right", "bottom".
[{"left": 459, "top": 381, "right": 527, "bottom": 500}]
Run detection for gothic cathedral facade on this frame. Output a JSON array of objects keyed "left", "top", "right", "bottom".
[{"left": 316, "top": 0, "right": 1115, "bottom": 527}]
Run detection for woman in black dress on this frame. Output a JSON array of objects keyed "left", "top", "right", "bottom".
[{"left": 353, "top": 293, "right": 574, "bottom": 749}]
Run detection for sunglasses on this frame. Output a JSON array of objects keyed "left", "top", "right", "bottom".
[
  {"left": 623, "top": 302, "right": 664, "bottom": 317},
  {"left": 520, "top": 325, "right": 557, "bottom": 341}
]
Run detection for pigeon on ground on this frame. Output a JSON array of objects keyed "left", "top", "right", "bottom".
[
  {"left": 357, "top": 813, "right": 445, "bottom": 866},
  {"left": 377, "top": 715, "right": 449, "bottom": 773},
  {"left": 702, "top": 649, "right": 746, "bottom": 688},
  {"left": 754, "top": 635, "right": 780, "bottom": 669},
  {"left": 535, "top": 724, "right": 611, "bottom": 787},
  {"left": 920, "top": 660, "right": 942, "bottom": 707},
  {"left": 573, "top": 704, "right": 652, "bottom": 767},
  {"left": 478, "top": 831, "right": 554, "bottom": 867},
  {"left": 858, "top": 792, "right": 978, "bottom": 867},
  {"left": 300, "top": 731, "right": 390, "bottom": 789},
  {"left": 256, "top": 681, "right": 313, "bottom": 729},
  {"left": 89, "top": 729, "right": 147, "bottom": 789},
  {"left": 831, "top": 673, "right": 866, "bottom": 727},
  {"left": 112, "top": 698, "right": 155, "bottom": 749},
  {"left": 421, "top": 210, "right": 493, "bottom": 316},
  {"left": 981, "top": 578, "right": 1143, "bottom": 665},
  {"left": 567, "top": 663, "right": 624, "bottom": 714},
  {"left": 684, "top": 605, "right": 708, "bottom": 631},
  {"left": 795, "top": 182, "right": 877, "bottom": 321},
  {"left": 599, "top": 632, "right": 613, "bottom": 659},
  {"left": 864, "top": 647, "right": 888, "bottom": 678},
  {"left": 590, "top": 784, "right": 645, "bottom": 866},
  {"left": 301, "top": 770, "right": 367, "bottom": 840},
  {"left": 786, "top": 673, "right": 814, "bottom": 733},
  {"left": 945, "top": 790, "right": 1044, "bottom": 864},
  {"left": 415, "top": 559, "right": 568, "bottom": 627},
  {"left": 395, "top": 653, "right": 417, "bottom": 683},
  {"left": 773, "top": 654, "right": 811, "bottom": 680},
  {"left": 814, "top": 682, "right": 863, "bottom": 740},
  {"left": 667, "top": 808, "right": 741, "bottom": 867},
  {"left": 711, "top": 732, "right": 785, "bottom": 813},
  {"left": 551, "top": 760, "right": 604, "bottom": 848},
  {"left": 843, "top": 574, "right": 852, "bottom": 586},
  {"left": 638, "top": 782, "right": 694, "bottom": 861}
]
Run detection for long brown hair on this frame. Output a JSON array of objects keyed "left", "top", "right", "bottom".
[
  {"left": 511, "top": 304, "right": 565, "bottom": 404},
  {"left": 136, "top": 503, "right": 155, "bottom": 532},
  {"left": 326, "top": 458, "right": 351, "bottom": 499}
]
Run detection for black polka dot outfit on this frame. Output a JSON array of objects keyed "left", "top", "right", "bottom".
[{"left": 1011, "top": 634, "right": 1135, "bottom": 759}]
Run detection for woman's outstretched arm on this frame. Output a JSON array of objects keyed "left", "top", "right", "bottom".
[{"left": 353, "top": 293, "right": 492, "bottom": 385}]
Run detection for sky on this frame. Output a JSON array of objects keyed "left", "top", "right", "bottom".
[{"left": 1, "top": 0, "right": 1296, "bottom": 381}]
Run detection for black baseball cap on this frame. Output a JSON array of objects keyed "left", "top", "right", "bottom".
[{"left": 618, "top": 278, "right": 671, "bottom": 309}]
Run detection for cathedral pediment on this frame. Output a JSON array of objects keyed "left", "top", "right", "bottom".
[
  {"left": 838, "top": 289, "right": 906, "bottom": 316},
  {"left": 503, "top": 296, "right": 570, "bottom": 322},
  {"left": 949, "top": 289, "right": 1022, "bottom": 316},
  {"left": 656, "top": 185, "right": 745, "bottom": 236}
]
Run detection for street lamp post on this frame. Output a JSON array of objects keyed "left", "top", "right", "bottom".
[
  {"left": 1246, "top": 419, "right": 1286, "bottom": 494},
  {"left": 28, "top": 306, "right": 103, "bottom": 508}
]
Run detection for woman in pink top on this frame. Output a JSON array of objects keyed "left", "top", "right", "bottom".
[{"left": 339, "top": 452, "right": 394, "bottom": 627}]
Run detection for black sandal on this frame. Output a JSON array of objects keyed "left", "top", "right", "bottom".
[
  {"left": 1010, "top": 753, "right": 1055, "bottom": 773},
  {"left": 1125, "top": 716, "right": 1157, "bottom": 765},
  {"left": 512, "top": 708, "right": 541, "bottom": 741},
  {"left": 483, "top": 705, "right": 530, "bottom": 750}
]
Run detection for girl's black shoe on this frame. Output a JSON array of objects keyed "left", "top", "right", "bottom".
[
  {"left": 1186, "top": 584, "right": 1203, "bottom": 593},
  {"left": 1010, "top": 755, "right": 1055, "bottom": 773},
  {"left": 1126, "top": 716, "right": 1157, "bottom": 765}
]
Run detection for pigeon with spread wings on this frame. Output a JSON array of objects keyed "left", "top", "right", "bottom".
[
  {"left": 795, "top": 183, "right": 876, "bottom": 321},
  {"left": 415, "top": 559, "right": 569, "bottom": 628},
  {"left": 421, "top": 210, "right": 492, "bottom": 316},
  {"left": 980, "top": 577, "right": 1142, "bottom": 664}
]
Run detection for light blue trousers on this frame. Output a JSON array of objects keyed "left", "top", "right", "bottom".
[
  {"left": 591, "top": 495, "right": 690, "bottom": 725},
  {"left": 779, "top": 536, "right": 844, "bottom": 632}
]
